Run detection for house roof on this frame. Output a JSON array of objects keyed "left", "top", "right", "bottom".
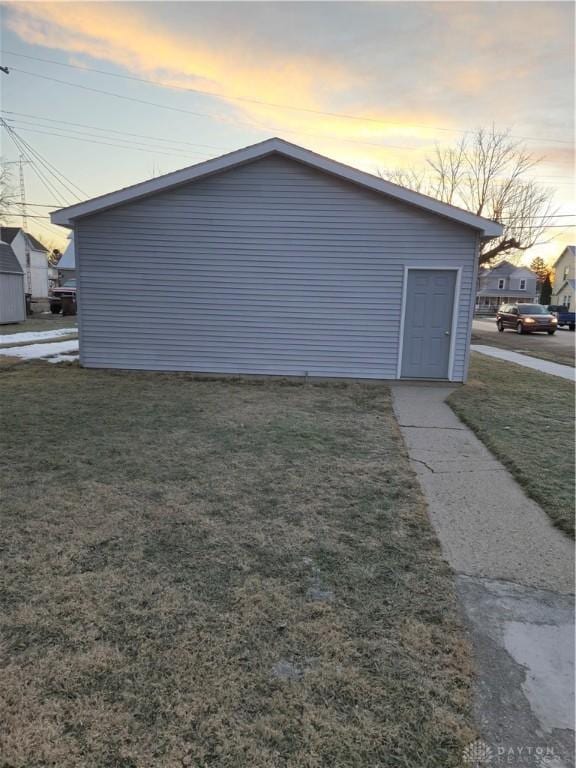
[
  {"left": 51, "top": 137, "right": 503, "bottom": 237},
  {"left": 484, "top": 260, "right": 516, "bottom": 275},
  {"left": 551, "top": 245, "right": 575, "bottom": 268},
  {"left": 480, "top": 260, "right": 535, "bottom": 277},
  {"left": 0, "top": 227, "right": 48, "bottom": 252},
  {"left": 552, "top": 278, "right": 576, "bottom": 295},
  {"left": 57, "top": 234, "right": 75, "bottom": 270},
  {"left": 0, "top": 240, "right": 24, "bottom": 275}
]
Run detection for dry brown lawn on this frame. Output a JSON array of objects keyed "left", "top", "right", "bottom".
[
  {"left": 448, "top": 353, "right": 575, "bottom": 537},
  {"left": 0, "top": 363, "right": 474, "bottom": 767}
]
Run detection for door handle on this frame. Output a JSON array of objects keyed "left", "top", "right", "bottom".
[{"left": 444, "top": 331, "right": 450, "bottom": 336}]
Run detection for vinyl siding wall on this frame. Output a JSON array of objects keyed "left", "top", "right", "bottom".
[
  {"left": 0, "top": 273, "right": 26, "bottom": 324},
  {"left": 11, "top": 233, "right": 49, "bottom": 298},
  {"left": 552, "top": 250, "right": 575, "bottom": 297},
  {"left": 75, "top": 154, "right": 478, "bottom": 380}
]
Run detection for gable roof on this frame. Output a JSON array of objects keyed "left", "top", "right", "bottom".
[
  {"left": 553, "top": 278, "right": 576, "bottom": 295},
  {"left": 57, "top": 234, "right": 75, "bottom": 270},
  {"left": 0, "top": 227, "right": 48, "bottom": 252},
  {"left": 552, "top": 245, "right": 575, "bottom": 268},
  {"left": 51, "top": 137, "right": 503, "bottom": 237},
  {"left": 483, "top": 260, "right": 535, "bottom": 277},
  {"left": 0, "top": 240, "right": 24, "bottom": 275},
  {"left": 486, "top": 260, "right": 516, "bottom": 275}
]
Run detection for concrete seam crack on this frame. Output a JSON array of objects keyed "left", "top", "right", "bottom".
[
  {"left": 399, "top": 424, "right": 466, "bottom": 431},
  {"left": 410, "top": 458, "right": 436, "bottom": 473}
]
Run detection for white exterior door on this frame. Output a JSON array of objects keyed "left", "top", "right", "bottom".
[{"left": 401, "top": 269, "right": 457, "bottom": 379}]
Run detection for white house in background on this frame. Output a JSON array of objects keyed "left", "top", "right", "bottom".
[
  {"left": 51, "top": 137, "right": 502, "bottom": 382},
  {"left": 48, "top": 265, "right": 58, "bottom": 289},
  {"left": 0, "top": 240, "right": 26, "bottom": 324},
  {"left": 551, "top": 245, "right": 575, "bottom": 308},
  {"left": 0, "top": 227, "right": 49, "bottom": 299},
  {"left": 57, "top": 232, "right": 76, "bottom": 283},
  {"left": 476, "top": 260, "right": 538, "bottom": 313}
]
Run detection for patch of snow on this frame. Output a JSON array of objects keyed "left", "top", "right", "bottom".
[
  {"left": 0, "top": 328, "right": 77, "bottom": 344},
  {"left": 0, "top": 340, "right": 79, "bottom": 360},
  {"left": 46, "top": 353, "right": 80, "bottom": 364}
]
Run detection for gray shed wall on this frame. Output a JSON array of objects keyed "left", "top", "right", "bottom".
[
  {"left": 75, "top": 154, "right": 478, "bottom": 380},
  {"left": 0, "top": 273, "right": 26, "bottom": 324}
]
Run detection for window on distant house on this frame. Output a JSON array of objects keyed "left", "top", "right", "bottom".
[
  {"left": 564, "top": 266, "right": 570, "bottom": 280},
  {"left": 498, "top": 278, "right": 505, "bottom": 289},
  {"left": 520, "top": 279, "right": 526, "bottom": 290}
]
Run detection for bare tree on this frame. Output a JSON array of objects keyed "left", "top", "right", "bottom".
[{"left": 380, "top": 127, "right": 556, "bottom": 266}]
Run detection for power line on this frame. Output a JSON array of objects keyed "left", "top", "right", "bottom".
[
  {"left": 2, "top": 115, "right": 571, "bottom": 231},
  {"left": 1, "top": 109, "right": 232, "bottom": 152},
  {"left": 6, "top": 115, "right": 574, "bottom": 188},
  {"left": 10, "top": 127, "right": 86, "bottom": 200},
  {"left": 7, "top": 67, "right": 429, "bottom": 151},
  {"left": 3, "top": 50, "right": 574, "bottom": 146},
  {"left": 4, "top": 121, "right": 216, "bottom": 161},
  {"left": 24, "top": 214, "right": 66, "bottom": 238},
  {"left": 1, "top": 119, "right": 71, "bottom": 206},
  {"left": 1, "top": 118, "right": 85, "bottom": 204},
  {"left": 8, "top": 113, "right": 574, "bottom": 186}
]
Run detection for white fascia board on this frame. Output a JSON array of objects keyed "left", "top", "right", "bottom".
[{"left": 51, "top": 137, "right": 504, "bottom": 237}]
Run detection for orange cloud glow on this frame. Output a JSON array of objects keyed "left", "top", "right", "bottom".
[
  {"left": 6, "top": 2, "right": 573, "bottom": 262},
  {"left": 5, "top": 2, "right": 453, "bottom": 166}
]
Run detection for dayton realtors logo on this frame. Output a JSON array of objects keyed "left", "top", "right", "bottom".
[
  {"left": 463, "top": 740, "right": 560, "bottom": 767},
  {"left": 463, "top": 740, "right": 494, "bottom": 765}
]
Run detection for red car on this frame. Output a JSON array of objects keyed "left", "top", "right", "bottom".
[{"left": 496, "top": 303, "right": 557, "bottom": 335}]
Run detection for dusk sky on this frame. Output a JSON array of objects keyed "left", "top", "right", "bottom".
[{"left": 1, "top": 1, "right": 574, "bottom": 261}]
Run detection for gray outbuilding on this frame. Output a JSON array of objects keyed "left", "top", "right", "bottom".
[
  {"left": 51, "top": 138, "right": 502, "bottom": 380},
  {"left": 0, "top": 240, "right": 26, "bottom": 325}
]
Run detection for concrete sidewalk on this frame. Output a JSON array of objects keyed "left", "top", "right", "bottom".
[
  {"left": 471, "top": 344, "right": 575, "bottom": 381},
  {"left": 392, "top": 384, "right": 574, "bottom": 766}
]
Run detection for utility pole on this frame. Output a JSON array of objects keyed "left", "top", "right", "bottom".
[
  {"left": 18, "top": 154, "right": 32, "bottom": 293},
  {"left": 0, "top": 66, "right": 33, "bottom": 295}
]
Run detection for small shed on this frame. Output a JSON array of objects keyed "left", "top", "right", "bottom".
[
  {"left": 0, "top": 240, "right": 26, "bottom": 324},
  {"left": 52, "top": 138, "right": 503, "bottom": 381},
  {"left": 0, "top": 227, "right": 50, "bottom": 299}
]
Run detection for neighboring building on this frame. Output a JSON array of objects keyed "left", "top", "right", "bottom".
[
  {"left": 0, "top": 227, "right": 49, "bottom": 299},
  {"left": 51, "top": 138, "right": 502, "bottom": 381},
  {"left": 57, "top": 232, "right": 76, "bottom": 283},
  {"left": 0, "top": 240, "right": 26, "bottom": 324},
  {"left": 48, "top": 265, "right": 58, "bottom": 289},
  {"left": 551, "top": 245, "right": 575, "bottom": 308},
  {"left": 476, "top": 261, "right": 538, "bottom": 313}
]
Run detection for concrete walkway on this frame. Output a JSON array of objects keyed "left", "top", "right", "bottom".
[
  {"left": 471, "top": 344, "right": 575, "bottom": 381},
  {"left": 392, "top": 384, "right": 575, "bottom": 766}
]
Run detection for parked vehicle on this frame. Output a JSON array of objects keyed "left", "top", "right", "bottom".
[
  {"left": 496, "top": 303, "right": 558, "bottom": 335},
  {"left": 49, "top": 279, "right": 77, "bottom": 315},
  {"left": 546, "top": 305, "right": 575, "bottom": 331}
]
